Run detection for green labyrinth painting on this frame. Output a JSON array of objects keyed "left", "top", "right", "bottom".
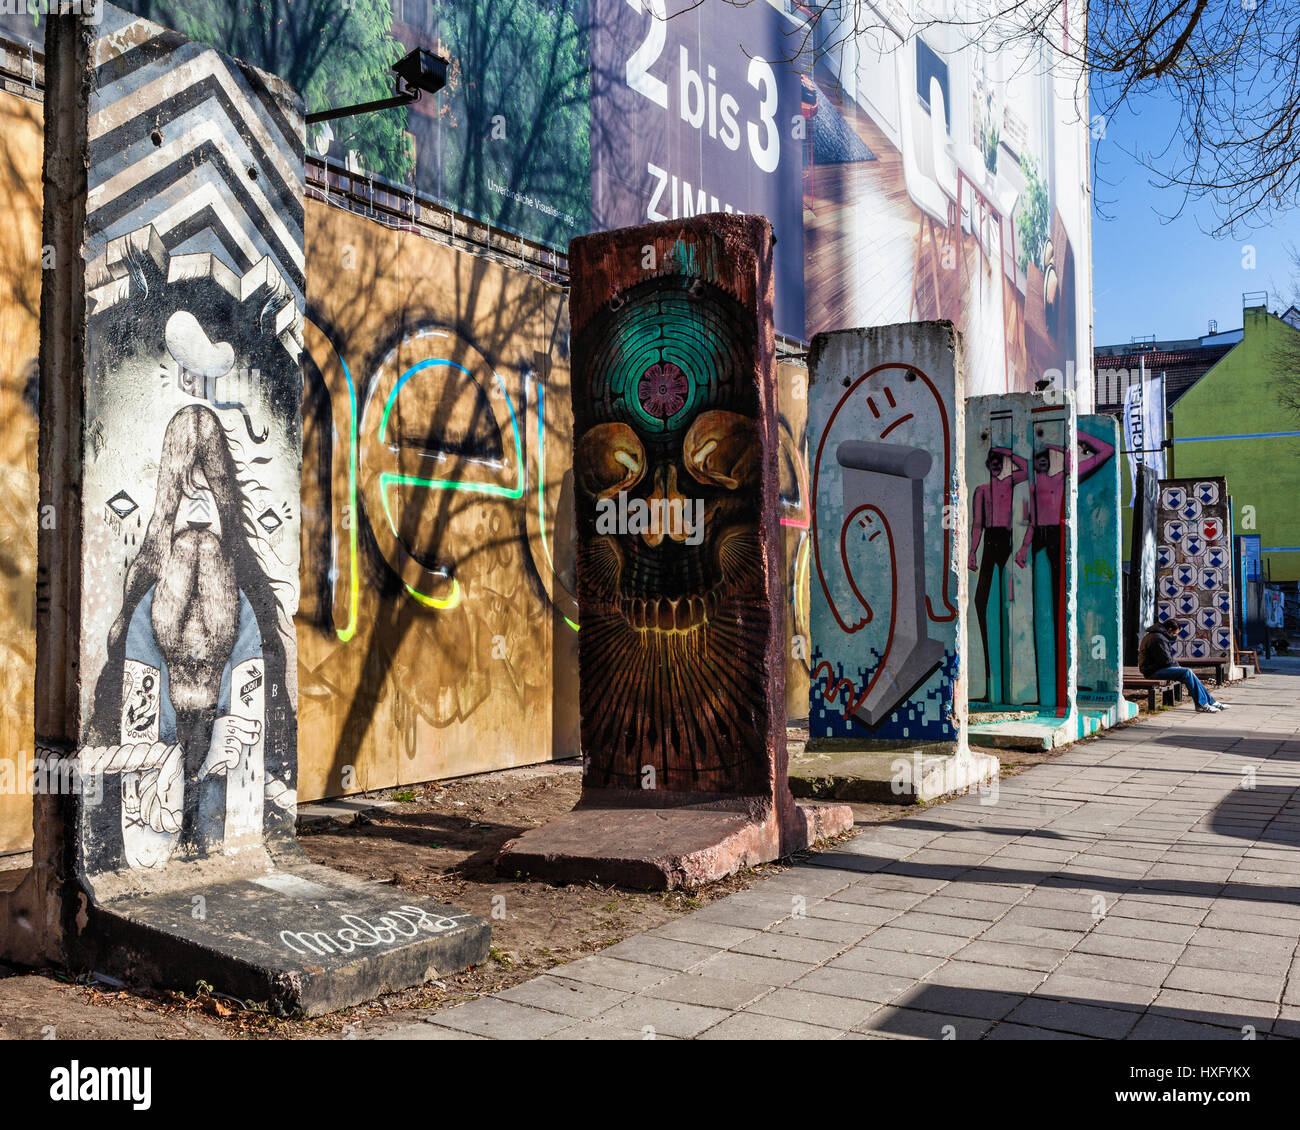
[{"left": 568, "top": 215, "right": 779, "bottom": 796}]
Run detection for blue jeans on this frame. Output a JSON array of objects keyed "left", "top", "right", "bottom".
[{"left": 1153, "top": 666, "right": 1217, "bottom": 709}]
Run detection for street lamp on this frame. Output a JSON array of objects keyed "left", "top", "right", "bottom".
[{"left": 305, "top": 46, "right": 449, "bottom": 125}]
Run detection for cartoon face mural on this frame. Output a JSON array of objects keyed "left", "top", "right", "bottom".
[
  {"left": 569, "top": 216, "right": 779, "bottom": 794},
  {"left": 965, "top": 391, "right": 1078, "bottom": 713},
  {"left": 1074, "top": 415, "right": 1122, "bottom": 702},
  {"left": 1154, "top": 476, "right": 1234, "bottom": 660},
  {"left": 808, "top": 323, "right": 966, "bottom": 743}
]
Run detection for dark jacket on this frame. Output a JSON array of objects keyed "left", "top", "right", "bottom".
[{"left": 1138, "top": 629, "right": 1176, "bottom": 678}]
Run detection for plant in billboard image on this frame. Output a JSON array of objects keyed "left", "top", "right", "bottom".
[
  {"left": 1015, "top": 153, "right": 1050, "bottom": 274},
  {"left": 977, "top": 82, "right": 1000, "bottom": 175}
]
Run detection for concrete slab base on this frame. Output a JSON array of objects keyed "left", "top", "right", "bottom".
[
  {"left": 0, "top": 850, "right": 491, "bottom": 1017},
  {"left": 790, "top": 744, "right": 999, "bottom": 804},
  {"left": 497, "top": 799, "right": 853, "bottom": 890},
  {"left": 1079, "top": 698, "right": 1140, "bottom": 731},
  {"left": 968, "top": 708, "right": 1097, "bottom": 751}
]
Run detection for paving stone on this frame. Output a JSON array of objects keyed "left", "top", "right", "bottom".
[
  {"left": 894, "top": 982, "right": 1025, "bottom": 1020},
  {"left": 1178, "top": 944, "right": 1292, "bottom": 976},
  {"left": 643, "top": 973, "right": 771, "bottom": 1011},
  {"left": 426, "top": 997, "right": 577, "bottom": 1040},
  {"left": 495, "top": 976, "right": 632, "bottom": 1019},
  {"left": 1149, "top": 987, "right": 1275, "bottom": 1032},
  {"left": 697, "top": 1012, "right": 843, "bottom": 1040},
  {"left": 770, "top": 916, "right": 874, "bottom": 944},
  {"left": 791, "top": 966, "right": 917, "bottom": 1003},
  {"left": 689, "top": 899, "right": 792, "bottom": 930},
  {"left": 1052, "top": 951, "right": 1173, "bottom": 988},
  {"left": 807, "top": 900, "right": 904, "bottom": 926},
  {"left": 1074, "top": 931, "right": 1186, "bottom": 964},
  {"left": 955, "top": 940, "right": 1070, "bottom": 973},
  {"left": 855, "top": 1005, "right": 992, "bottom": 1040},
  {"left": 979, "top": 920, "right": 1089, "bottom": 950},
  {"left": 984, "top": 1022, "right": 1092, "bottom": 1040},
  {"left": 596, "top": 995, "right": 733, "bottom": 1038},
  {"left": 728, "top": 931, "right": 847, "bottom": 965},
  {"left": 923, "top": 960, "right": 1046, "bottom": 995},
  {"left": 859, "top": 926, "right": 969, "bottom": 957},
  {"left": 546, "top": 1016, "right": 677, "bottom": 1040},
  {"left": 548, "top": 954, "right": 675, "bottom": 993},
  {"left": 886, "top": 912, "right": 989, "bottom": 939},
  {"left": 1092, "top": 915, "right": 1198, "bottom": 944},
  {"left": 746, "top": 987, "right": 884, "bottom": 1030},
  {"left": 1187, "top": 927, "right": 1299, "bottom": 958},
  {"left": 649, "top": 919, "right": 761, "bottom": 949},
  {"left": 1163, "top": 965, "right": 1283, "bottom": 1004},
  {"left": 1034, "top": 972, "right": 1155, "bottom": 1011},
  {"left": 1107, "top": 898, "right": 1208, "bottom": 925},
  {"left": 369, "top": 1022, "right": 484, "bottom": 1040},
  {"left": 825, "top": 946, "right": 947, "bottom": 980},
  {"left": 827, "top": 886, "right": 927, "bottom": 911},
  {"left": 914, "top": 894, "right": 1018, "bottom": 922},
  {"left": 1128, "top": 1013, "right": 1244, "bottom": 1040},
  {"left": 1004, "top": 997, "right": 1140, "bottom": 1039},
  {"left": 598, "top": 935, "right": 720, "bottom": 971},
  {"left": 1001, "top": 904, "right": 1101, "bottom": 932},
  {"left": 692, "top": 951, "right": 816, "bottom": 987}
]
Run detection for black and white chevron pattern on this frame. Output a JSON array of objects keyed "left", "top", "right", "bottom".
[{"left": 86, "top": 6, "right": 304, "bottom": 312}]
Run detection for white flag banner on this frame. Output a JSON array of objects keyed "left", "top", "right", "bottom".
[{"left": 1124, "top": 373, "right": 1166, "bottom": 500}]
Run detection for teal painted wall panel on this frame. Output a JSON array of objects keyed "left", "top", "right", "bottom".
[
  {"left": 966, "top": 392, "right": 1078, "bottom": 713},
  {"left": 1076, "top": 415, "right": 1123, "bottom": 705}
]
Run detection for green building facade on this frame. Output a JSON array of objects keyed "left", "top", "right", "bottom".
[{"left": 1171, "top": 306, "right": 1300, "bottom": 583}]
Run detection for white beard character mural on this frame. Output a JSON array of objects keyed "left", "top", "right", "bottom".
[{"left": 90, "top": 403, "right": 295, "bottom": 868}]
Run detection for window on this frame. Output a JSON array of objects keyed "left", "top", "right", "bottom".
[{"left": 915, "top": 38, "right": 949, "bottom": 131}]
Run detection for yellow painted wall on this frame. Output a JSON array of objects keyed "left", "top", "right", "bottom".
[{"left": 0, "top": 89, "right": 41, "bottom": 855}]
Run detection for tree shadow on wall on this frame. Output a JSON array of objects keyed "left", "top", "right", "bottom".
[{"left": 299, "top": 199, "right": 580, "bottom": 795}]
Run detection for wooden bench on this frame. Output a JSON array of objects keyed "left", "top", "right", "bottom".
[
  {"left": 1182, "top": 658, "right": 1229, "bottom": 686},
  {"left": 1122, "top": 667, "right": 1185, "bottom": 711}
]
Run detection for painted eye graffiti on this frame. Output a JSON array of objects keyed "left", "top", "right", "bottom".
[
  {"left": 574, "top": 421, "right": 645, "bottom": 500},
  {"left": 683, "top": 410, "right": 758, "bottom": 490}
]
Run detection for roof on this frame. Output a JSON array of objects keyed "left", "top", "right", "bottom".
[{"left": 1093, "top": 343, "right": 1236, "bottom": 411}]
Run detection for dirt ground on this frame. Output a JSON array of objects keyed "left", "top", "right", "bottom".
[{"left": 0, "top": 719, "right": 1143, "bottom": 1040}]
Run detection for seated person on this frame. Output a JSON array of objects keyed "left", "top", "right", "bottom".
[{"left": 1137, "top": 621, "right": 1229, "bottom": 714}]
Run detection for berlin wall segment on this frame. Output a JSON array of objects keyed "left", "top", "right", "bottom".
[
  {"left": 497, "top": 212, "right": 852, "bottom": 889},
  {"left": 804, "top": 321, "right": 997, "bottom": 802},
  {"left": 0, "top": 6, "right": 488, "bottom": 1016}
]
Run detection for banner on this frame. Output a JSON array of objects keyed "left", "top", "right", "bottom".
[
  {"left": 1124, "top": 372, "right": 1166, "bottom": 501},
  {"left": 589, "top": 0, "right": 805, "bottom": 338}
]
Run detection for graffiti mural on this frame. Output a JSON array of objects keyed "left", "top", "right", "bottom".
[
  {"left": 1155, "top": 476, "right": 1235, "bottom": 661},
  {"left": 71, "top": 8, "right": 303, "bottom": 873},
  {"left": 569, "top": 214, "right": 780, "bottom": 795},
  {"left": 808, "top": 322, "right": 966, "bottom": 743},
  {"left": 966, "top": 391, "right": 1078, "bottom": 713},
  {"left": 1075, "top": 415, "right": 1123, "bottom": 705},
  {"left": 298, "top": 201, "right": 578, "bottom": 800},
  {"left": 0, "top": 86, "right": 41, "bottom": 857}
]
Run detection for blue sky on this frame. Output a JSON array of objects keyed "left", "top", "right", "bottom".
[{"left": 1090, "top": 89, "right": 1300, "bottom": 348}]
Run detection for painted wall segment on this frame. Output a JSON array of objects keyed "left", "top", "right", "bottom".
[
  {"left": 808, "top": 322, "right": 967, "bottom": 745},
  {"left": 965, "top": 390, "right": 1078, "bottom": 715}
]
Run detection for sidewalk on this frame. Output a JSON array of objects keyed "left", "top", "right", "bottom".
[{"left": 373, "top": 672, "right": 1300, "bottom": 1040}]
